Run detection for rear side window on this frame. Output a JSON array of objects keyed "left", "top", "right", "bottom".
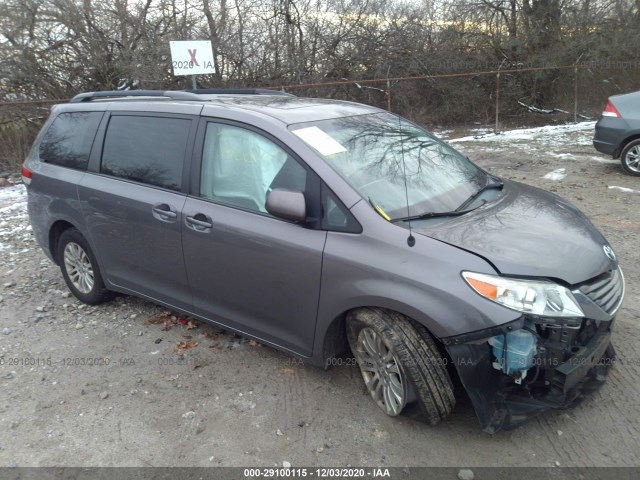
[
  {"left": 101, "top": 115, "right": 190, "bottom": 191},
  {"left": 39, "top": 112, "right": 102, "bottom": 170}
]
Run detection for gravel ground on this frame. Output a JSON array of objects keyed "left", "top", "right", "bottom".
[{"left": 1, "top": 121, "right": 639, "bottom": 468}]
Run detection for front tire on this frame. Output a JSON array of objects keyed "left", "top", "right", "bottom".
[
  {"left": 620, "top": 139, "right": 640, "bottom": 176},
  {"left": 57, "top": 228, "right": 111, "bottom": 305},
  {"left": 346, "top": 308, "right": 455, "bottom": 425}
]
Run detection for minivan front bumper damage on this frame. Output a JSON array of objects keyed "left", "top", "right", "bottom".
[{"left": 444, "top": 317, "right": 616, "bottom": 433}]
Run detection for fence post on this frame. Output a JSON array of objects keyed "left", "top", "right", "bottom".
[
  {"left": 495, "top": 59, "right": 506, "bottom": 134},
  {"left": 573, "top": 54, "right": 583, "bottom": 124},
  {"left": 495, "top": 71, "right": 500, "bottom": 134},
  {"left": 386, "top": 66, "right": 392, "bottom": 112}
]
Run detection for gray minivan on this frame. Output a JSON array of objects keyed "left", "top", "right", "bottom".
[{"left": 24, "top": 90, "right": 624, "bottom": 433}]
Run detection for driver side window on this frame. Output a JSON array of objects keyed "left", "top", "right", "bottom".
[{"left": 200, "top": 122, "right": 307, "bottom": 214}]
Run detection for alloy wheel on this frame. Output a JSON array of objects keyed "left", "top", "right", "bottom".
[
  {"left": 354, "top": 327, "right": 407, "bottom": 416},
  {"left": 624, "top": 145, "right": 640, "bottom": 173},
  {"left": 63, "top": 242, "right": 95, "bottom": 294}
]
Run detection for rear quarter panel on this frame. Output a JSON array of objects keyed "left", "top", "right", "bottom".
[{"left": 27, "top": 164, "right": 88, "bottom": 262}]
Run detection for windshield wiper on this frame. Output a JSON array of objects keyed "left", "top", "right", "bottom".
[
  {"left": 455, "top": 176, "right": 504, "bottom": 212},
  {"left": 379, "top": 175, "right": 504, "bottom": 224},
  {"left": 390, "top": 204, "right": 484, "bottom": 223}
]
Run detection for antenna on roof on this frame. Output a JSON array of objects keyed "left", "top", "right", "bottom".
[{"left": 397, "top": 114, "right": 415, "bottom": 247}]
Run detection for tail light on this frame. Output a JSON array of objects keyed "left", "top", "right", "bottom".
[
  {"left": 21, "top": 161, "right": 33, "bottom": 186},
  {"left": 602, "top": 100, "right": 621, "bottom": 118}
]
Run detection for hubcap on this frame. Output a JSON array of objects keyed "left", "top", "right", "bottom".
[
  {"left": 354, "top": 327, "right": 406, "bottom": 416},
  {"left": 63, "top": 242, "right": 94, "bottom": 294},
  {"left": 624, "top": 145, "right": 640, "bottom": 173}
]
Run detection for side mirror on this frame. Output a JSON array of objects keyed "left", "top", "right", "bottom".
[{"left": 266, "top": 189, "right": 306, "bottom": 222}]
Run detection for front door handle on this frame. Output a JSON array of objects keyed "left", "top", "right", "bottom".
[
  {"left": 186, "top": 214, "right": 213, "bottom": 229},
  {"left": 152, "top": 204, "right": 177, "bottom": 220}
]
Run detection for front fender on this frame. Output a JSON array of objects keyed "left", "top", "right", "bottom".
[{"left": 312, "top": 226, "right": 521, "bottom": 366}]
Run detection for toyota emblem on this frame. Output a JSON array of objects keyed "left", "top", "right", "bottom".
[{"left": 603, "top": 245, "right": 616, "bottom": 262}]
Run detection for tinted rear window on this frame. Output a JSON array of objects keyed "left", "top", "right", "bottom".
[
  {"left": 101, "top": 115, "right": 190, "bottom": 191},
  {"left": 39, "top": 112, "right": 103, "bottom": 170}
]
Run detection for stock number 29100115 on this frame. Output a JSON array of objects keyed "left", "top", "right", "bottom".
[{"left": 243, "top": 468, "right": 390, "bottom": 478}]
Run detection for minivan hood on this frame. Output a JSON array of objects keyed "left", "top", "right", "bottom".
[{"left": 413, "top": 180, "right": 616, "bottom": 285}]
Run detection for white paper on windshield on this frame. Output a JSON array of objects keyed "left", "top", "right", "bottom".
[{"left": 292, "top": 127, "right": 347, "bottom": 156}]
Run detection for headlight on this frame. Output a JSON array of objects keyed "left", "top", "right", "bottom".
[{"left": 462, "top": 271, "right": 584, "bottom": 317}]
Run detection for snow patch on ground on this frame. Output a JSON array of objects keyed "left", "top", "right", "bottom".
[
  {"left": 440, "top": 121, "right": 625, "bottom": 166},
  {"left": 608, "top": 185, "right": 640, "bottom": 194},
  {"left": 449, "top": 121, "right": 595, "bottom": 144},
  {"left": 589, "top": 156, "right": 619, "bottom": 164},
  {"left": 549, "top": 152, "right": 574, "bottom": 159},
  {"left": 0, "top": 184, "right": 29, "bottom": 254},
  {"left": 543, "top": 168, "right": 567, "bottom": 181},
  {"left": 548, "top": 153, "right": 618, "bottom": 164},
  {"left": 0, "top": 183, "right": 27, "bottom": 204},
  {"left": 434, "top": 129, "right": 454, "bottom": 138}
]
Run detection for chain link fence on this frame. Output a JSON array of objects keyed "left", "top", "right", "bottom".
[{"left": 3, "top": 60, "right": 640, "bottom": 173}]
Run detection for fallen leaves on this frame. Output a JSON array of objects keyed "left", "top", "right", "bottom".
[
  {"left": 280, "top": 367, "right": 295, "bottom": 375},
  {"left": 144, "top": 314, "right": 169, "bottom": 325},
  {"left": 175, "top": 340, "right": 198, "bottom": 356},
  {"left": 144, "top": 313, "right": 198, "bottom": 333},
  {"left": 200, "top": 331, "right": 220, "bottom": 349},
  {"left": 144, "top": 313, "right": 221, "bottom": 354},
  {"left": 187, "top": 320, "right": 198, "bottom": 330}
]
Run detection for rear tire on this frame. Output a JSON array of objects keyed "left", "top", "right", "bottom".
[
  {"left": 620, "top": 139, "right": 640, "bottom": 176},
  {"left": 57, "top": 228, "right": 112, "bottom": 305},
  {"left": 346, "top": 307, "right": 455, "bottom": 425}
]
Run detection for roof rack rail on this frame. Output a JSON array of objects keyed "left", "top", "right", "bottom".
[
  {"left": 69, "top": 88, "right": 293, "bottom": 103},
  {"left": 183, "top": 88, "right": 293, "bottom": 96},
  {"left": 69, "top": 90, "right": 201, "bottom": 103}
]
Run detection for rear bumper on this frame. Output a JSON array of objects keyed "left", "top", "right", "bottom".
[
  {"left": 446, "top": 320, "right": 615, "bottom": 433},
  {"left": 593, "top": 139, "right": 618, "bottom": 157},
  {"left": 593, "top": 117, "right": 631, "bottom": 158}
]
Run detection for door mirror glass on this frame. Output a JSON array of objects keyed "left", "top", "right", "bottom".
[{"left": 266, "top": 189, "right": 306, "bottom": 222}]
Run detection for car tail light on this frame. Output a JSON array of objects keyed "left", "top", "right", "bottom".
[
  {"left": 602, "top": 100, "right": 621, "bottom": 118},
  {"left": 21, "top": 162, "right": 33, "bottom": 186}
]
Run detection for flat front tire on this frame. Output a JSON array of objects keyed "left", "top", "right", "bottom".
[
  {"left": 346, "top": 308, "right": 455, "bottom": 425},
  {"left": 57, "top": 228, "right": 111, "bottom": 305},
  {"left": 621, "top": 139, "right": 640, "bottom": 176}
]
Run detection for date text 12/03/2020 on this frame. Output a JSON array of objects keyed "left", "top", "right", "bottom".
[{"left": 243, "top": 468, "right": 391, "bottom": 478}]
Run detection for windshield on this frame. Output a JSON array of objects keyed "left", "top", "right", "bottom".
[{"left": 290, "top": 113, "right": 486, "bottom": 220}]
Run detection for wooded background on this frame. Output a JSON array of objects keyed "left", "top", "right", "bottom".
[{"left": 2, "top": 0, "right": 640, "bottom": 171}]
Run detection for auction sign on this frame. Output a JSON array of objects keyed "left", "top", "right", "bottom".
[{"left": 169, "top": 40, "right": 216, "bottom": 76}]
